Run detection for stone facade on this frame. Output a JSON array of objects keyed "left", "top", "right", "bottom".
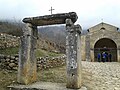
[{"left": 81, "top": 22, "right": 120, "bottom": 62}]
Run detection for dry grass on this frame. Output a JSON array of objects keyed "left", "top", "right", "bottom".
[
  {"left": 0, "top": 66, "right": 66, "bottom": 90},
  {"left": 0, "top": 64, "right": 93, "bottom": 90},
  {"left": 0, "top": 69, "right": 17, "bottom": 90},
  {"left": 38, "top": 66, "right": 66, "bottom": 83}
]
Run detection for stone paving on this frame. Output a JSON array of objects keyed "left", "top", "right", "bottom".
[
  {"left": 82, "top": 61, "right": 120, "bottom": 90},
  {"left": 8, "top": 82, "right": 87, "bottom": 90}
]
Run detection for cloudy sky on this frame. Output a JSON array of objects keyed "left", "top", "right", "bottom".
[{"left": 0, "top": 0, "right": 120, "bottom": 29}]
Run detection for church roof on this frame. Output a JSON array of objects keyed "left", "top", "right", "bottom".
[
  {"left": 88, "top": 22, "right": 119, "bottom": 32},
  {"left": 89, "top": 22, "right": 118, "bottom": 29}
]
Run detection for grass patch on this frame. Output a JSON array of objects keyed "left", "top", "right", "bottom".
[
  {"left": 36, "top": 49, "right": 64, "bottom": 57},
  {"left": 0, "top": 69, "right": 17, "bottom": 90},
  {"left": 37, "top": 66, "right": 66, "bottom": 83},
  {"left": 0, "top": 47, "right": 63, "bottom": 57},
  {"left": 36, "top": 49, "right": 48, "bottom": 57},
  {"left": 48, "top": 52, "right": 63, "bottom": 57},
  {"left": 0, "top": 66, "right": 66, "bottom": 90},
  {"left": 0, "top": 47, "right": 19, "bottom": 55}
]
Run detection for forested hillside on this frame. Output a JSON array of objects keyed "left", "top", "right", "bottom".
[
  {"left": 0, "top": 21, "right": 23, "bottom": 36},
  {"left": 0, "top": 20, "right": 88, "bottom": 47},
  {"left": 38, "top": 25, "right": 66, "bottom": 46}
]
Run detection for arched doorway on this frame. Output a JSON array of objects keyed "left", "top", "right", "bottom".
[{"left": 94, "top": 38, "right": 117, "bottom": 62}]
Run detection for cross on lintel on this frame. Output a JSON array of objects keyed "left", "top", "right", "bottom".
[
  {"left": 101, "top": 18, "right": 104, "bottom": 26},
  {"left": 49, "top": 7, "right": 55, "bottom": 15},
  {"left": 101, "top": 18, "right": 104, "bottom": 23}
]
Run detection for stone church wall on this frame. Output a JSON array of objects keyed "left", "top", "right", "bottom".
[
  {"left": 88, "top": 23, "right": 120, "bottom": 62},
  {"left": 81, "top": 35, "right": 86, "bottom": 61}
]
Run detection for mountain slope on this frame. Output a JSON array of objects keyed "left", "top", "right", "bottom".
[{"left": 38, "top": 25, "right": 66, "bottom": 46}]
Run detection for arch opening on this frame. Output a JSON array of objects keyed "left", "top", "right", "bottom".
[{"left": 94, "top": 38, "right": 117, "bottom": 62}]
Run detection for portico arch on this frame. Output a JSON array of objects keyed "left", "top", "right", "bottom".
[{"left": 94, "top": 38, "right": 117, "bottom": 62}]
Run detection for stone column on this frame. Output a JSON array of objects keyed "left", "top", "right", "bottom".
[
  {"left": 117, "top": 48, "right": 120, "bottom": 62},
  {"left": 17, "top": 23, "right": 38, "bottom": 84},
  {"left": 66, "top": 19, "right": 82, "bottom": 89},
  {"left": 90, "top": 49, "right": 94, "bottom": 62},
  {"left": 85, "top": 35, "right": 90, "bottom": 61}
]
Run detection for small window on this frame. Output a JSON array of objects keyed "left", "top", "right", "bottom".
[
  {"left": 100, "top": 27, "right": 105, "bottom": 30},
  {"left": 87, "top": 29, "right": 89, "bottom": 32}
]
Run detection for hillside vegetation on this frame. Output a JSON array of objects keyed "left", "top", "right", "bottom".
[
  {"left": 0, "top": 21, "right": 66, "bottom": 45},
  {"left": 38, "top": 25, "right": 66, "bottom": 46},
  {"left": 0, "top": 21, "right": 23, "bottom": 36}
]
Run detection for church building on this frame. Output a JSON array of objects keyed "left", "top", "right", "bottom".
[{"left": 81, "top": 22, "right": 120, "bottom": 62}]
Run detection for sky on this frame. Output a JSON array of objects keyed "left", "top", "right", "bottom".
[{"left": 0, "top": 0, "right": 120, "bottom": 29}]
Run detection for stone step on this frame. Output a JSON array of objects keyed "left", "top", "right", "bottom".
[{"left": 8, "top": 82, "right": 87, "bottom": 90}]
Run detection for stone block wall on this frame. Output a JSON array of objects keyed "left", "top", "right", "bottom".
[
  {"left": 37, "top": 56, "right": 66, "bottom": 70},
  {"left": 0, "top": 54, "right": 19, "bottom": 70},
  {"left": 0, "top": 33, "right": 65, "bottom": 53},
  {"left": 0, "top": 54, "right": 66, "bottom": 70},
  {"left": 0, "top": 33, "right": 19, "bottom": 49}
]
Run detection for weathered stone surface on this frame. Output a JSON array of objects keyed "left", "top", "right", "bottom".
[
  {"left": 66, "top": 19, "right": 82, "bottom": 89},
  {"left": 17, "top": 23, "right": 37, "bottom": 84},
  {"left": 0, "top": 54, "right": 66, "bottom": 71},
  {"left": 20, "top": 12, "right": 80, "bottom": 89},
  {"left": 37, "top": 56, "right": 66, "bottom": 70},
  {"left": 9, "top": 63, "right": 16, "bottom": 67},
  {"left": 8, "top": 82, "right": 87, "bottom": 90},
  {"left": 0, "top": 33, "right": 19, "bottom": 49},
  {"left": 23, "top": 12, "right": 78, "bottom": 26}
]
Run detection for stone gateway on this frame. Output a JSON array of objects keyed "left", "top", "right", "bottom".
[
  {"left": 18, "top": 12, "right": 82, "bottom": 89},
  {"left": 81, "top": 22, "right": 120, "bottom": 62}
]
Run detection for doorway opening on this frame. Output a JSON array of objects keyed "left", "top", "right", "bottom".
[{"left": 94, "top": 38, "right": 117, "bottom": 62}]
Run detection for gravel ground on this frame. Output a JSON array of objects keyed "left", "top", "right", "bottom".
[{"left": 82, "top": 61, "right": 120, "bottom": 90}]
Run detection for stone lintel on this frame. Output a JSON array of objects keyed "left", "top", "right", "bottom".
[{"left": 23, "top": 12, "right": 78, "bottom": 26}]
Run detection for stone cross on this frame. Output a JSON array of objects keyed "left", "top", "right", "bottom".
[{"left": 49, "top": 7, "right": 55, "bottom": 15}]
